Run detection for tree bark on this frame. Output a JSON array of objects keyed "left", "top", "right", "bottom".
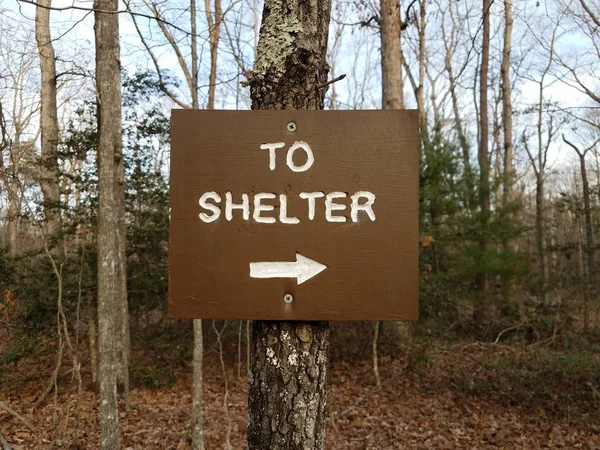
[
  {"left": 475, "top": 0, "right": 491, "bottom": 322},
  {"left": 35, "top": 0, "right": 63, "bottom": 257},
  {"left": 535, "top": 175, "right": 547, "bottom": 301},
  {"left": 192, "top": 319, "right": 204, "bottom": 449},
  {"left": 94, "top": 0, "right": 122, "bottom": 446},
  {"left": 249, "top": 0, "right": 331, "bottom": 111},
  {"left": 115, "top": 119, "right": 130, "bottom": 412},
  {"left": 205, "top": 0, "right": 222, "bottom": 110},
  {"left": 501, "top": 0, "right": 514, "bottom": 208},
  {"left": 416, "top": 0, "right": 429, "bottom": 147},
  {"left": 190, "top": 2, "right": 205, "bottom": 446},
  {"left": 248, "top": 321, "right": 329, "bottom": 449},
  {"left": 563, "top": 135, "right": 596, "bottom": 331},
  {"left": 380, "top": 0, "right": 404, "bottom": 110},
  {"left": 247, "top": 0, "right": 332, "bottom": 447}
]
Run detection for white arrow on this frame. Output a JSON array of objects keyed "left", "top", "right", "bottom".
[{"left": 249, "top": 253, "right": 327, "bottom": 285}]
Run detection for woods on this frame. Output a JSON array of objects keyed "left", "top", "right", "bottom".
[{"left": 1, "top": 0, "right": 600, "bottom": 447}]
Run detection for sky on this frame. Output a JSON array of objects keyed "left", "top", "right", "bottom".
[{"left": 2, "top": 0, "right": 599, "bottom": 174}]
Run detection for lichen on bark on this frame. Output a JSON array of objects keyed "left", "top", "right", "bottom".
[
  {"left": 249, "top": 0, "right": 331, "bottom": 111},
  {"left": 253, "top": 0, "right": 302, "bottom": 77},
  {"left": 248, "top": 0, "right": 332, "bottom": 447}
]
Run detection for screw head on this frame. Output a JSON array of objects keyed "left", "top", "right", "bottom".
[
  {"left": 283, "top": 294, "right": 294, "bottom": 304},
  {"left": 287, "top": 122, "right": 297, "bottom": 132}
]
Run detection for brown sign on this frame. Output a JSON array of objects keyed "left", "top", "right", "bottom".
[{"left": 168, "top": 110, "right": 419, "bottom": 321}]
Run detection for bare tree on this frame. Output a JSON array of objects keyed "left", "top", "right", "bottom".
[
  {"left": 501, "top": 0, "right": 514, "bottom": 209},
  {"left": 563, "top": 133, "right": 600, "bottom": 330},
  {"left": 35, "top": 0, "right": 63, "bottom": 257},
  {"left": 94, "top": 0, "right": 123, "bottom": 446},
  {"left": 554, "top": 0, "right": 600, "bottom": 110},
  {"left": 474, "top": 0, "right": 492, "bottom": 321},
  {"left": 247, "top": 0, "right": 332, "bottom": 446},
  {"left": 380, "top": 0, "right": 404, "bottom": 109},
  {"left": 0, "top": 27, "right": 39, "bottom": 257},
  {"left": 439, "top": 0, "right": 476, "bottom": 210},
  {"left": 521, "top": 19, "right": 562, "bottom": 305},
  {"left": 205, "top": 0, "right": 222, "bottom": 109}
]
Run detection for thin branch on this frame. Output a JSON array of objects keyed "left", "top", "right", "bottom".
[
  {"left": 0, "top": 400, "right": 37, "bottom": 433},
  {"left": 578, "top": 0, "right": 600, "bottom": 27},
  {"left": 317, "top": 74, "right": 346, "bottom": 90},
  {"left": 122, "top": 0, "right": 190, "bottom": 109},
  {"left": 0, "top": 433, "right": 12, "bottom": 450},
  {"left": 17, "top": 0, "right": 201, "bottom": 37}
]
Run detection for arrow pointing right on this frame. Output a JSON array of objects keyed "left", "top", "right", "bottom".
[{"left": 249, "top": 252, "right": 327, "bottom": 285}]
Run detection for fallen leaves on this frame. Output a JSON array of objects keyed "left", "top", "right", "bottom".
[{"left": 1, "top": 341, "right": 599, "bottom": 448}]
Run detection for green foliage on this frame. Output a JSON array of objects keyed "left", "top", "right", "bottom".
[
  {"left": 419, "top": 134, "right": 528, "bottom": 325},
  {"left": 122, "top": 72, "right": 170, "bottom": 313},
  {"left": 3, "top": 70, "right": 172, "bottom": 335}
]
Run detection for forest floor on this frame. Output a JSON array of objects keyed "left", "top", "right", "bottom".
[{"left": 1, "top": 331, "right": 600, "bottom": 449}]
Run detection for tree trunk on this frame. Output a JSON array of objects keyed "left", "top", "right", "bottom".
[
  {"left": 416, "top": 0, "right": 429, "bottom": 147},
  {"left": 379, "top": 0, "right": 410, "bottom": 359},
  {"left": 579, "top": 151, "right": 594, "bottom": 332},
  {"left": 192, "top": 319, "right": 204, "bottom": 449},
  {"left": 190, "top": 1, "right": 205, "bottom": 446},
  {"left": 205, "top": 0, "right": 222, "bottom": 110},
  {"left": 475, "top": 0, "right": 491, "bottom": 322},
  {"left": 247, "top": 0, "right": 332, "bottom": 447},
  {"left": 35, "top": 0, "right": 63, "bottom": 257},
  {"left": 501, "top": 0, "right": 514, "bottom": 208},
  {"left": 535, "top": 175, "right": 547, "bottom": 304},
  {"left": 580, "top": 154, "right": 595, "bottom": 282},
  {"left": 94, "top": 0, "right": 122, "bottom": 446},
  {"left": 380, "top": 0, "right": 404, "bottom": 110},
  {"left": 115, "top": 122, "right": 130, "bottom": 411},
  {"left": 499, "top": 0, "right": 514, "bottom": 307},
  {"left": 248, "top": 321, "right": 329, "bottom": 449}
]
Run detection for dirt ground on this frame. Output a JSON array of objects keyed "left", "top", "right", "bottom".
[{"left": 1, "top": 340, "right": 599, "bottom": 449}]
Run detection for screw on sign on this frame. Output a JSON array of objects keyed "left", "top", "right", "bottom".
[{"left": 168, "top": 110, "right": 419, "bottom": 321}]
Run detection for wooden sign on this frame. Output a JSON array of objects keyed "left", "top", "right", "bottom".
[{"left": 168, "top": 110, "right": 419, "bottom": 321}]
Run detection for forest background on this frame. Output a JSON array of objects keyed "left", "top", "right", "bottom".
[{"left": 1, "top": 0, "right": 600, "bottom": 447}]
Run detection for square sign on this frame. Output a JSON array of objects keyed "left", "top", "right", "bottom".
[{"left": 168, "top": 110, "right": 419, "bottom": 321}]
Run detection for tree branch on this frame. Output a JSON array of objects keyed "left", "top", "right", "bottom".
[{"left": 0, "top": 401, "right": 37, "bottom": 433}]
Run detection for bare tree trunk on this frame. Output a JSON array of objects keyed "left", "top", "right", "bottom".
[
  {"left": 380, "top": 0, "right": 404, "bottom": 110},
  {"left": 492, "top": 97, "right": 502, "bottom": 208},
  {"left": 35, "top": 0, "right": 63, "bottom": 257},
  {"left": 190, "top": 2, "right": 204, "bottom": 447},
  {"left": 372, "top": 321, "right": 381, "bottom": 387},
  {"left": 115, "top": 124, "right": 130, "bottom": 412},
  {"left": 475, "top": 0, "right": 491, "bottom": 322},
  {"left": 204, "top": 0, "right": 222, "bottom": 110},
  {"left": 563, "top": 135, "right": 596, "bottom": 331},
  {"left": 247, "top": 0, "right": 331, "bottom": 447},
  {"left": 444, "top": 52, "right": 473, "bottom": 206},
  {"left": 192, "top": 320, "right": 204, "bottom": 449},
  {"left": 416, "top": 0, "right": 429, "bottom": 146},
  {"left": 248, "top": 322, "right": 329, "bottom": 449},
  {"left": 94, "top": 0, "right": 122, "bottom": 446},
  {"left": 191, "top": 0, "right": 199, "bottom": 110},
  {"left": 535, "top": 175, "right": 547, "bottom": 302},
  {"left": 379, "top": 0, "right": 410, "bottom": 371},
  {"left": 578, "top": 150, "right": 592, "bottom": 331},
  {"left": 499, "top": 0, "right": 514, "bottom": 308},
  {"left": 501, "top": 0, "right": 514, "bottom": 208}
]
